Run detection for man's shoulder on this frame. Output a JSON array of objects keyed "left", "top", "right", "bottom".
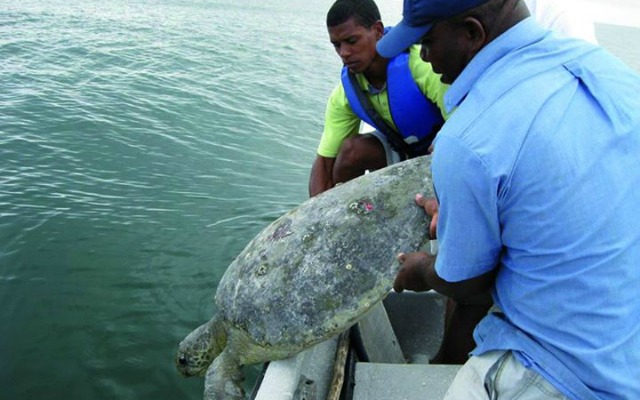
[
  {"left": 464, "top": 32, "right": 596, "bottom": 102},
  {"left": 327, "top": 81, "right": 348, "bottom": 104}
]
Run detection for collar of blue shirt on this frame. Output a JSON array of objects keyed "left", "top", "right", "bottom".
[{"left": 444, "top": 17, "right": 545, "bottom": 113}]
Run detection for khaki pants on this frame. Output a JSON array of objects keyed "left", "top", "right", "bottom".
[{"left": 444, "top": 350, "right": 568, "bottom": 400}]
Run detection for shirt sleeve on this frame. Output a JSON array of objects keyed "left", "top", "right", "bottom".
[
  {"left": 316, "top": 84, "right": 361, "bottom": 158},
  {"left": 408, "top": 45, "right": 451, "bottom": 119},
  {"left": 431, "top": 135, "right": 502, "bottom": 282}
]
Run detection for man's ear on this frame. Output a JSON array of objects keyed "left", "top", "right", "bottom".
[
  {"left": 372, "top": 20, "right": 384, "bottom": 39},
  {"left": 461, "top": 17, "right": 487, "bottom": 55}
]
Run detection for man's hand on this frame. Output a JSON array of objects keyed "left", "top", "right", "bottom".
[
  {"left": 415, "top": 193, "right": 438, "bottom": 239},
  {"left": 393, "top": 251, "right": 436, "bottom": 293},
  {"left": 392, "top": 195, "right": 440, "bottom": 293}
]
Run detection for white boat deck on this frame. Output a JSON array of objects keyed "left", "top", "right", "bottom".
[
  {"left": 251, "top": 291, "right": 461, "bottom": 400},
  {"left": 353, "top": 363, "right": 460, "bottom": 400}
]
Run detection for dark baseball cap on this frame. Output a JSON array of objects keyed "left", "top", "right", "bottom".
[{"left": 377, "top": 0, "right": 490, "bottom": 58}]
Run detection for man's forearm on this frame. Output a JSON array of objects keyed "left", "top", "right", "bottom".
[
  {"left": 422, "top": 255, "right": 496, "bottom": 302},
  {"left": 309, "top": 156, "right": 336, "bottom": 197}
]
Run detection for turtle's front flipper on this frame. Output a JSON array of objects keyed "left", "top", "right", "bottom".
[{"left": 203, "top": 350, "right": 245, "bottom": 400}]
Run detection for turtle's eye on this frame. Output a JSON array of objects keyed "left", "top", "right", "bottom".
[{"left": 178, "top": 356, "right": 188, "bottom": 365}]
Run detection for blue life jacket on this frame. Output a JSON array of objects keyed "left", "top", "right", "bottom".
[{"left": 341, "top": 51, "right": 444, "bottom": 155}]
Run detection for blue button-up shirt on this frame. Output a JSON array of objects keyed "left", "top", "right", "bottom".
[{"left": 432, "top": 17, "right": 640, "bottom": 400}]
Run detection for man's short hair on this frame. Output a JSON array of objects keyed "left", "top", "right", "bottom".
[{"left": 327, "top": 0, "right": 382, "bottom": 29}]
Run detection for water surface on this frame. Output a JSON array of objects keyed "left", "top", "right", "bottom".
[{"left": 1, "top": 1, "right": 639, "bottom": 399}]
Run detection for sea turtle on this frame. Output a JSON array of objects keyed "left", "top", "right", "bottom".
[{"left": 176, "top": 155, "right": 435, "bottom": 399}]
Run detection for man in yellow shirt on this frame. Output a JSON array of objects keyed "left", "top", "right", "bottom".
[{"left": 309, "top": 0, "right": 449, "bottom": 197}]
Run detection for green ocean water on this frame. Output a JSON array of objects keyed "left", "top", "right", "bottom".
[{"left": 1, "top": 1, "right": 639, "bottom": 399}]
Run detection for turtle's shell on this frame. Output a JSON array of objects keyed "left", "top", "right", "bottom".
[{"left": 215, "top": 155, "right": 434, "bottom": 351}]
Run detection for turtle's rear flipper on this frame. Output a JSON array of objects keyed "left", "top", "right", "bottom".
[{"left": 204, "top": 350, "right": 245, "bottom": 400}]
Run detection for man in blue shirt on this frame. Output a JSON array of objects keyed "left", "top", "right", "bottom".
[{"left": 377, "top": 0, "right": 640, "bottom": 399}]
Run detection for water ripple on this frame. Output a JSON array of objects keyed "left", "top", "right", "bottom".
[{"left": 5, "top": 1, "right": 637, "bottom": 400}]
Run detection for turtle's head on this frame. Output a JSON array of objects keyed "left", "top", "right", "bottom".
[{"left": 176, "top": 314, "right": 227, "bottom": 377}]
